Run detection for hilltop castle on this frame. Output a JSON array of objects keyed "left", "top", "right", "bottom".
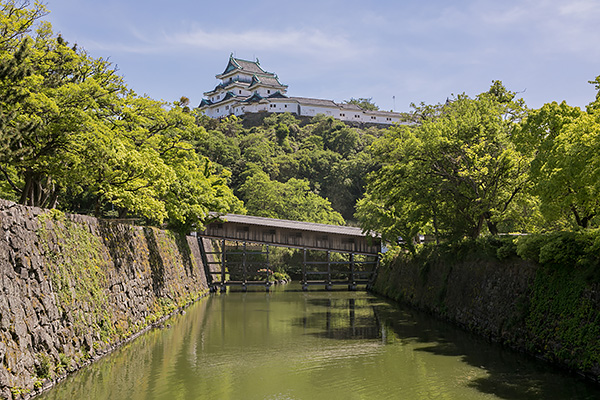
[{"left": 199, "top": 55, "right": 403, "bottom": 125}]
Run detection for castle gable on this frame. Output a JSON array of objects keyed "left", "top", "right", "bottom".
[
  {"left": 200, "top": 55, "right": 405, "bottom": 125},
  {"left": 218, "top": 55, "right": 267, "bottom": 78}
]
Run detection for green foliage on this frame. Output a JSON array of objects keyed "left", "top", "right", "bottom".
[
  {"left": 343, "top": 97, "right": 379, "bottom": 111},
  {"left": 517, "top": 100, "right": 600, "bottom": 229},
  {"left": 526, "top": 264, "right": 600, "bottom": 370},
  {"left": 10, "top": 386, "right": 31, "bottom": 398},
  {"left": 269, "top": 271, "right": 290, "bottom": 282},
  {"left": 0, "top": 1, "right": 241, "bottom": 232},
  {"left": 409, "top": 235, "right": 519, "bottom": 266},
  {"left": 238, "top": 169, "right": 344, "bottom": 225},
  {"left": 35, "top": 353, "right": 52, "bottom": 380},
  {"left": 195, "top": 112, "right": 381, "bottom": 223},
  {"left": 358, "top": 82, "right": 530, "bottom": 248},
  {"left": 56, "top": 353, "right": 71, "bottom": 375},
  {"left": 515, "top": 231, "right": 600, "bottom": 281},
  {"left": 37, "top": 211, "right": 115, "bottom": 341}
]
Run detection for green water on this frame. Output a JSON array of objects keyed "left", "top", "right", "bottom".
[{"left": 40, "top": 284, "right": 600, "bottom": 399}]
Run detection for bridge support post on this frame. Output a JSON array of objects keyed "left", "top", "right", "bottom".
[
  {"left": 326, "top": 251, "right": 332, "bottom": 291},
  {"left": 366, "top": 254, "right": 379, "bottom": 291},
  {"left": 220, "top": 239, "right": 226, "bottom": 293},
  {"left": 302, "top": 249, "right": 308, "bottom": 291},
  {"left": 348, "top": 253, "right": 356, "bottom": 291},
  {"left": 266, "top": 244, "right": 271, "bottom": 292},
  {"left": 242, "top": 241, "right": 247, "bottom": 289}
]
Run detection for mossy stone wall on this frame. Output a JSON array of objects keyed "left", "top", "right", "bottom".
[
  {"left": 0, "top": 200, "right": 209, "bottom": 399},
  {"left": 373, "top": 248, "right": 600, "bottom": 382}
]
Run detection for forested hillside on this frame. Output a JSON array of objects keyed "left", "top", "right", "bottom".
[{"left": 194, "top": 113, "right": 389, "bottom": 225}]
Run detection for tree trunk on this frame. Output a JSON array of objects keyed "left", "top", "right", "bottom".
[
  {"left": 471, "top": 214, "right": 485, "bottom": 239},
  {"left": 484, "top": 211, "right": 499, "bottom": 235},
  {"left": 18, "top": 175, "right": 32, "bottom": 205},
  {"left": 18, "top": 170, "right": 58, "bottom": 208},
  {"left": 571, "top": 205, "right": 593, "bottom": 228}
]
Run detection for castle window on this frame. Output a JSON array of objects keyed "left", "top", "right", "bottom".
[
  {"left": 340, "top": 113, "right": 345, "bottom": 117},
  {"left": 226, "top": 105, "right": 229, "bottom": 110},
  {"left": 239, "top": 90, "right": 242, "bottom": 94},
  {"left": 371, "top": 116, "right": 376, "bottom": 120},
  {"left": 267, "top": 90, "right": 271, "bottom": 94},
  {"left": 284, "top": 105, "right": 287, "bottom": 108}
]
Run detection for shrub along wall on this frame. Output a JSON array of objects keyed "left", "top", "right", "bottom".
[
  {"left": 0, "top": 200, "right": 209, "bottom": 399},
  {"left": 373, "top": 235, "right": 600, "bottom": 382}
]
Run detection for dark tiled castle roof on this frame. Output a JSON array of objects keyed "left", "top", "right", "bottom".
[{"left": 221, "top": 55, "right": 267, "bottom": 76}]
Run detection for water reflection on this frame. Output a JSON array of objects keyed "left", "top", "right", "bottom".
[
  {"left": 39, "top": 284, "right": 600, "bottom": 400},
  {"left": 293, "top": 297, "right": 383, "bottom": 341},
  {"left": 370, "top": 299, "right": 599, "bottom": 400}
]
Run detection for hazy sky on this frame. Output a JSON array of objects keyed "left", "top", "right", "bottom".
[{"left": 44, "top": 0, "right": 600, "bottom": 112}]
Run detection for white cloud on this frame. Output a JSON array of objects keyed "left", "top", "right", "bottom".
[
  {"left": 165, "top": 28, "right": 364, "bottom": 60},
  {"left": 558, "top": 0, "right": 600, "bottom": 17},
  {"left": 86, "top": 25, "right": 368, "bottom": 63}
]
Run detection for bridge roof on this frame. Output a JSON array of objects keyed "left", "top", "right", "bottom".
[{"left": 214, "top": 214, "right": 374, "bottom": 238}]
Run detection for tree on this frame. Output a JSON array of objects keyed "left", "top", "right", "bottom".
[
  {"left": 356, "top": 125, "right": 442, "bottom": 249},
  {"left": 357, "top": 82, "right": 530, "bottom": 244},
  {"left": 0, "top": 1, "right": 48, "bottom": 51},
  {"left": 0, "top": 12, "right": 127, "bottom": 208},
  {"left": 517, "top": 97, "right": 600, "bottom": 229},
  {"left": 343, "top": 97, "right": 379, "bottom": 111},
  {"left": 0, "top": 39, "right": 36, "bottom": 201},
  {"left": 62, "top": 93, "right": 243, "bottom": 230},
  {"left": 0, "top": 1, "right": 243, "bottom": 232},
  {"left": 238, "top": 170, "right": 344, "bottom": 225}
]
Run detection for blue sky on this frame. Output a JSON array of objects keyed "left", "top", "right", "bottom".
[{"left": 44, "top": 0, "right": 600, "bottom": 112}]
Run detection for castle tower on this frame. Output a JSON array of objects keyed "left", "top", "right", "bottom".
[{"left": 199, "top": 54, "right": 288, "bottom": 118}]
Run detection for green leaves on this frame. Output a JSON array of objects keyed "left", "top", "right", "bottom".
[
  {"left": 358, "top": 82, "right": 530, "bottom": 246},
  {"left": 194, "top": 112, "right": 379, "bottom": 223},
  {"left": 519, "top": 104, "right": 600, "bottom": 229},
  {"left": 359, "top": 76, "right": 600, "bottom": 245},
  {"left": 0, "top": 1, "right": 242, "bottom": 232},
  {"left": 239, "top": 170, "right": 344, "bottom": 225}
]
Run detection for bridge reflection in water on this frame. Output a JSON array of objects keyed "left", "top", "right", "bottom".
[{"left": 197, "top": 214, "right": 381, "bottom": 292}]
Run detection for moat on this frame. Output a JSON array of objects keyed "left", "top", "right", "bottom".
[{"left": 39, "top": 284, "right": 600, "bottom": 399}]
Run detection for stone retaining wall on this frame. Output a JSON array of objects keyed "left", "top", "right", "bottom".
[
  {"left": 0, "top": 200, "right": 209, "bottom": 399},
  {"left": 373, "top": 253, "right": 600, "bottom": 382}
]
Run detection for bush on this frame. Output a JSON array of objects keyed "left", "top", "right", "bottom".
[
  {"left": 416, "top": 235, "right": 517, "bottom": 264},
  {"left": 496, "top": 238, "right": 518, "bottom": 260},
  {"left": 516, "top": 231, "right": 600, "bottom": 280}
]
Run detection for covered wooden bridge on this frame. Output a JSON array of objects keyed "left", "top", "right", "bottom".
[{"left": 197, "top": 214, "right": 381, "bottom": 291}]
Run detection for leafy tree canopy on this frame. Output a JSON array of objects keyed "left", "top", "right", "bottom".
[
  {"left": 238, "top": 169, "right": 344, "bottom": 225},
  {"left": 516, "top": 79, "right": 600, "bottom": 229},
  {"left": 343, "top": 97, "right": 379, "bottom": 111},
  {"left": 357, "top": 82, "right": 531, "bottom": 247},
  {"left": 0, "top": 0, "right": 242, "bottom": 232}
]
